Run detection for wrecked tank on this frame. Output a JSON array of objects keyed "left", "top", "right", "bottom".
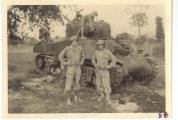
[{"left": 33, "top": 18, "right": 159, "bottom": 90}]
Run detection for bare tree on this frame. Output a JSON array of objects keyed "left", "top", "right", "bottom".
[{"left": 124, "top": 5, "right": 149, "bottom": 37}]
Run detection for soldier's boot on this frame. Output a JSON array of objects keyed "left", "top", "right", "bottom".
[
  {"left": 66, "top": 92, "right": 72, "bottom": 105},
  {"left": 97, "top": 92, "right": 105, "bottom": 102},
  {"left": 74, "top": 91, "right": 83, "bottom": 103},
  {"left": 106, "top": 94, "right": 112, "bottom": 105}
]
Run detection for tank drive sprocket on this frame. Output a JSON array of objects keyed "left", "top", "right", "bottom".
[
  {"left": 35, "top": 54, "right": 46, "bottom": 75},
  {"left": 35, "top": 54, "right": 61, "bottom": 76},
  {"left": 138, "top": 60, "right": 159, "bottom": 85}
]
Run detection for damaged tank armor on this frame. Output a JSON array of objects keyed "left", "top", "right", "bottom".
[{"left": 33, "top": 13, "right": 159, "bottom": 91}]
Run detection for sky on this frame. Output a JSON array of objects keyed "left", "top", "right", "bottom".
[{"left": 27, "top": 5, "right": 165, "bottom": 39}]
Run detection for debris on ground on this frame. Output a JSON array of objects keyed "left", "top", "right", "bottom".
[
  {"left": 147, "top": 97, "right": 151, "bottom": 102},
  {"left": 90, "top": 96, "right": 100, "bottom": 100},
  {"left": 111, "top": 100, "right": 140, "bottom": 112},
  {"left": 110, "top": 94, "right": 122, "bottom": 100},
  {"left": 152, "top": 101, "right": 157, "bottom": 104},
  {"left": 119, "top": 95, "right": 134, "bottom": 104}
]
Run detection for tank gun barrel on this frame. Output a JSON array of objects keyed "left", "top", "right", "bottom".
[{"left": 88, "top": 28, "right": 97, "bottom": 34}]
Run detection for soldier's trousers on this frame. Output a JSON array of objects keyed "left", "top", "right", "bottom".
[
  {"left": 65, "top": 65, "right": 81, "bottom": 92},
  {"left": 96, "top": 69, "right": 111, "bottom": 94}
]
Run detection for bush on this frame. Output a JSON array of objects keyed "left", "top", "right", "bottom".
[
  {"left": 116, "top": 32, "right": 130, "bottom": 40},
  {"left": 153, "top": 41, "right": 165, "bottom": 58},
  {"left": 8, "top": 38, "right": 24, "bottom": 45},
  {"left": 135, "top": 34, "right": 157, "bottom": 45},
  {"left": 26, "top": 37, "right": 39, "bottom": 45}
]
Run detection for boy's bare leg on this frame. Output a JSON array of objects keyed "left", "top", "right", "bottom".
[
  {"left": 81, "top": 26, "right": 87, "bottom": 40},
  {"left": 76, "top": 28, "right": 81, "bottom": 38}
]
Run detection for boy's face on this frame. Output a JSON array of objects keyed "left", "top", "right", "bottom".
[
  {"left": 98, "top": 44, "right": 104, "bottom": 50},
  {"left": 92, "top": 13, "right": 97, "bottom": 17},
  {"left": 71, "top": 40, "right": 78, "bottom": 47}
]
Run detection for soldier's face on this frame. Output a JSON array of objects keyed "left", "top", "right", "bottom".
[
  {"left": 92, "top": 13, "right": 97, "bottom": 17},
  {"left": 98, "top": 45, "right": 104, "bottom": 50},
  {"left": 71, "top": 40, "right": 78, "bottom": 47}
]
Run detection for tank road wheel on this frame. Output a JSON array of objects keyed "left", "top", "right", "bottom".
[
  {"left": 35, "top": 55, "right": 46, "bottom": 75},
  {"left": 109, "top": 65, "right": 124, "bottom": 88},
  {"left": 37, "top": 57, "right": 44, "bottom": 68},
  {"left": 80, "top": 74, "right": 97, "bottom": 91},
  {"left": 89, "top": 74, "right": 97, "bottom": 91},
  {"left": 80, "top": 74, "right": 88, "bottom": 88}
]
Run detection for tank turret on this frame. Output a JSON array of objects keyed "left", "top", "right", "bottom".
[{"left": 66, "top": 19, "right": 111, "bottom": 39}]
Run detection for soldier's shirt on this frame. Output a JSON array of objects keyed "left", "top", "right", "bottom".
[
  {"left": 98, "top": 51, "right": 104, "bottom": 57},
  {"left": 92, "top": 49, "right": 116, "bottom": 69},
  {"left": 59, "top": 45, "right": 85, "bottom": 66}
]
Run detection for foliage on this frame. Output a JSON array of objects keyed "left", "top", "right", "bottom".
[
  {"left": 116, "top": 32, "right": 130, "bottom": 40},
  {"left": 8, "top": 38, "right": 24, "bottom": 45},
  {"left": 134, "top": 34, "right": 157, "bottom": 45},
  {"left": 155, "top": 16, "right": 165, "bottom": 42},
  {"left": 7, "top": 5, "right": 77, "bottom": 42},
  {"left": 124, "top": 5, "right": 149, "bottom": 37},
  {"left": 25, "top": 37, "right": 40, "bottom": 45},
  {"left": 153, "top": 41, "right": 165, "bottom": 58}
]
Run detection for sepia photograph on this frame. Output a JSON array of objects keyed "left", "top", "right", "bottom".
[{"left": 2, "top": 0, "right": 172, "bottom": 118}]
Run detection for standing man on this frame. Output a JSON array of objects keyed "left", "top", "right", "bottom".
[
  {"left": 76, "top": 11, "right": 98, "bottom": 40},
  {"left": 59, "top": 36, "right": 85, "bottom": 105},
  {"left": 92, "top": 40, "right": 116, "bottom": 105}
]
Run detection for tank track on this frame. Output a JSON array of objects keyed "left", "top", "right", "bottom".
[
  {"left": 35, "top": 55, "right": 45, "bottom": 76},
  {"left": 137, "top": 60, "right": 159, "bottom": 85},
  {"left": 35, "top": 54, "right": 59, "bottom": 76}
]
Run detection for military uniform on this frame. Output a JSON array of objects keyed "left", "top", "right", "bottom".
[
  {"left": 59, "top": 45, "right": 85, "bottom": 92},
  {"left": 92, "top": 48, "right": 116, "bottom": 94}
]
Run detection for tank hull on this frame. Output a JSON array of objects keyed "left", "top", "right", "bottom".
[
  {"left": 33, "top": 18, "right": 159, "bottom": 89},
  {"left": 33, "top": 40, "right": 70, "bottom": 55},
  {"left": 33, "top": 38, "right": 158, "bottom": 86}
]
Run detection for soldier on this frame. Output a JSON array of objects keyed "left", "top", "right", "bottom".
[
  {"left": 59, "top": 36, "right": 85, "bottom": 105},
  {"left": 38, "top": 22, "right": 52, "bottom": 44},
  {"left": 76, "top": 11, "right": 98, "bottom": 40},
  {"left": 92, "top": 40, "right": 116, "bottom": 105}
]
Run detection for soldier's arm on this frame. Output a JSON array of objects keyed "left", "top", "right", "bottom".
[
  {"left": 80, "top": 47, "right": 85, "bottom": 65},
  {"left": 59, "top": 47, "right": 67, "bottom": 65},
  {"left": 92, "top": 52, "right": 97, "bottom": 68},
  {"left": 107, "top": 51, "right": 116, "bottom": 69},
  {"left": 89, "top": 15, "right": 93, "bottom": 29}
]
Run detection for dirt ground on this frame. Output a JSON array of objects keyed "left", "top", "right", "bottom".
[{"left": 7, "top": 45, "right": 165, "bottom": 113}]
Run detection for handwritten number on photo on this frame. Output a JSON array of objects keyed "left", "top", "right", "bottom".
[{"left": 158, "top": 112, "right": 168, "bottom": 118}]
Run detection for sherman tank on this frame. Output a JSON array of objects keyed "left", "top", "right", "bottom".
[{"left": 33, "top": 17, "right": 159, "bottom": 90}]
